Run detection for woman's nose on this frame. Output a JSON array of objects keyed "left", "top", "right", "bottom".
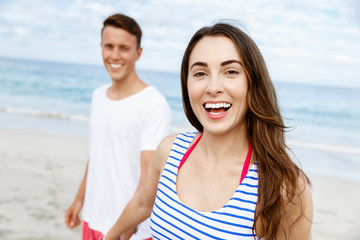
[{"left": 206, "top": 76, "right": 223, "bottom": 96}]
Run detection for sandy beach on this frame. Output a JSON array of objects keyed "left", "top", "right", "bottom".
[{"left": 0, "top": 127, "right": 359, "bottom": 239}]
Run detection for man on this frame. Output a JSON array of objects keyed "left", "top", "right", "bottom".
[{"left": 65, "top": 13, "right": 171, "bottom": 240}]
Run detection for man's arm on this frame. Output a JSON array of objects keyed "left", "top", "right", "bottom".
[
  {"left": 64, "top": 161, "right": 88, "bottom": 229},
  {"left": 137, "top": 151, "right": 155, "bottom": 191}
]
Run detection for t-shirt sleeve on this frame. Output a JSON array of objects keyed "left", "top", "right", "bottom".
[{"left": 140, "top": 94, "right": 172, "bottom": 151}]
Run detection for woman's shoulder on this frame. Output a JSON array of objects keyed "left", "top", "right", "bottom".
[
  {"left": 287, "top": 173, "right": 312, "bottom": 205},
  {"left": 158, "top": 132, "right": 199, "bottom": 148},
  {"left": 152, "top": 134, "right": 178, "bottom": 170},
  {"left": 153, "top": 132, "right": 199, "bottom": 170},
  {"left": 158, "top": 133, "right": 179, "bottom": 150}
]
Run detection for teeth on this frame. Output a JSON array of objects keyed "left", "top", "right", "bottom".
[
  {"left": 209, "top": 112, "right": 222, "bottom": 115},
  {"left": 110, "top": 64, "right": 122, "bottom": 68},
  {"left": 204, "top": 102, "right": 231, "bottom": 109}
]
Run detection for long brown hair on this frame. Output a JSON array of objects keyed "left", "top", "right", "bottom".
[{"left": 181, "top": 22, "right": 310, "bottom": 239}]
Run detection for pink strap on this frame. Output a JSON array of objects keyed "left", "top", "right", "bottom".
[
  {"left": 178, "top": 134, "right": 203, "bottom": 170},
  {"left": 178, "top": 134, "right": 252, "bottom": 185},
  {"left": 239, "top": 140, "right": 252, "bottom": 184}
]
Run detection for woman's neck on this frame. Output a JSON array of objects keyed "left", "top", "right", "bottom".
[{"left": 199, "top": 127, "right": 249, "bottom": 164}]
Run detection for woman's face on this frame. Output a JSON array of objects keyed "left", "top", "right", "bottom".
[{"left": 187, "top": 36, "right": 249, "bottom": 135}]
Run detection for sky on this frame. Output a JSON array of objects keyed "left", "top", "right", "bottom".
[{"left": 0, "top": 0, "right": 360, "bottom": 88}]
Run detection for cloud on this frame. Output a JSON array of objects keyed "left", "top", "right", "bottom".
[
  {"left": 75, "top": 1, "right": 113, "bottom": 15},
  {"left": 349, "top": 0, "right": 360, "bottom": 24},
  {"left": 13, "top": 26, "right": 31, "bottom": 36},
  {"left": 0, "top": 0, "right": 359, "bottom": 87}
]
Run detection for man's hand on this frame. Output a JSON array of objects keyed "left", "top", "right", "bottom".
[
  {"left": 120, "top": 227, "right": 136, "bottom": 240},
  {"left": 64, "top": 199, "right": 83, "bottom": 229}
]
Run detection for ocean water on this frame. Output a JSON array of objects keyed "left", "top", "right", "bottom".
[{"left": 1, "top": 57, "right": 359, "bottom": 182}]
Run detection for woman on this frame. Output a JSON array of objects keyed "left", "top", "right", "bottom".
[{"left": 105, "top": 22, "right": 313, "bottom": 240}]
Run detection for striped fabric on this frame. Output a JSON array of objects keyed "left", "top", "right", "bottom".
[{"left": 150, "top": 132, "right": 259, "bottom": 239}]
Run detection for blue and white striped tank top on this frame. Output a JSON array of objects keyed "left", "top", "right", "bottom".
[{"left": 150, "top": 132, "right": 259, "bottom": 239}]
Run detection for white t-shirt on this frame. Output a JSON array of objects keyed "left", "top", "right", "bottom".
[{"left": 82, "top": 84, "right": 171, "bottom": 238}]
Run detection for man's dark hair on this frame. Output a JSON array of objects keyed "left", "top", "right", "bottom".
[{"left": 102, "top": 13, "right": 142, "bottom": 47}]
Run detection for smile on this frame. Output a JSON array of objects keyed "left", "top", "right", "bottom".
[
  {"left": 204, "top": 102, "right": 232, "bottom": 116},
  {"left": 110, "top": 63, "right": 123, "bottom": 69}
]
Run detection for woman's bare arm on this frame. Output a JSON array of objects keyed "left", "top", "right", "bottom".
[
  {"left": 278, "top": 175, "right": 313, "bottom": 240},
  {"left": 105, "top": 134, "right": 177, "bottom": 240}
]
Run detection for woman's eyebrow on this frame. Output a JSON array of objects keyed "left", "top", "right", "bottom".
[
  {"left": 221, "top": 60, "right": 243, "bottom": 66},
  {"left": 190, "top": 62, "right": 207, "bottom": 70}
]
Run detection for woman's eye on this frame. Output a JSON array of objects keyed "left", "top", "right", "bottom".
[
  {"left": 194, "top": 72, "right": 206, "bottom": 77},
  {"left": 226, "top": 70, "right": 239, "bottom": 75}
]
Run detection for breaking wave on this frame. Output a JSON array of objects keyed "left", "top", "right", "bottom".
[{"left": 1, "top": 107, "right": 89, "bottom": 123}]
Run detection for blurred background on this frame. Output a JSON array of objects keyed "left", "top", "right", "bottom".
[{"left": 1, "top": 0, "right": 359, "bottom": 181}]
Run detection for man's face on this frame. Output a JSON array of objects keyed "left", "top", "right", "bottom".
[{"left": 101, "top": 26, "right": 142, "bottom": 83}]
